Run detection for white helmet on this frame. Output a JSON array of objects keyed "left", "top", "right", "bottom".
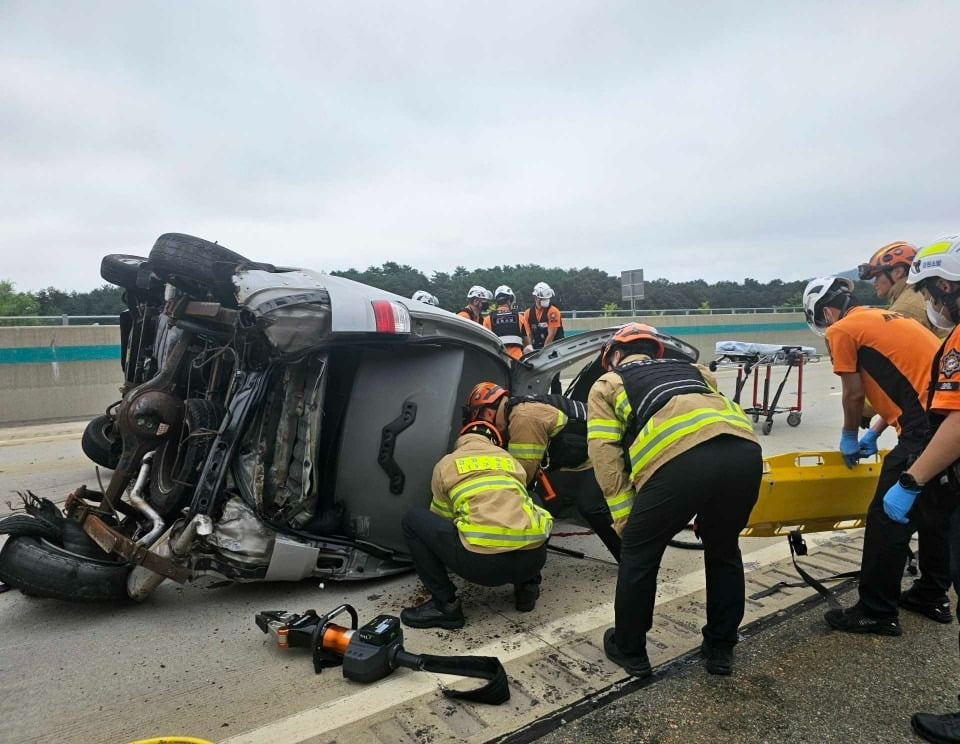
[
  {"left": 907, "top": 235, "right": 960, "bottom": 286},
  {"left": 494, "top": 285, "right": 515, "bottom": 304},
  {"left": 467, "top": 285, "right": 492, "bottom": 301},
  {"left": 411, "top": 290, "right": 439, "bottom": 306},
  {"left": 532, "top": 282, "right": 555, "bottom": 299},
  {"left": 802, "top": 276, "right": 854, "bottom": 336}
]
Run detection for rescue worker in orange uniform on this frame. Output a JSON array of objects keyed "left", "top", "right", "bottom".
[
  {"left": 802, "top": 276, "right": 950, "bottom": 635},
  {"left": 399, "top": 420, "right": 554, "bottom": 629},
  {"left": 457, "top": 286, "right": 492, "bottom": 324},
  {"left": 527, "top": 281, "right": 566, "bottom": 393},
  {"left": 859, "top": 241, "right": 947, "bottom": 337},
  {"left": 483, "top": 285, "right": 531, "bottom": 360},
  {"left": 888, "top": 236, "right": 960, "bottom": 743},
  {"left": 526, "top": 282, "right": 565, "bottom": 350},
  {"left": 465, "top": 381, "right": 621, "bottom": 560},
  {"left": 587, "top": 323, "right": 761, "bottom": 677}
]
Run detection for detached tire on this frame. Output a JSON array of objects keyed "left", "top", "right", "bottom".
[
  {"left": 150, "top": 398, "right": 224, "bottom": 516},
  {"left": 81, "top": 413, "right": 122, "bottom": 470},
  {"left": 149, "top": 233, "right": 252, "bottom": 303},
  {"left": 0, "top": 536, "right": 131, "bottom": 602}
]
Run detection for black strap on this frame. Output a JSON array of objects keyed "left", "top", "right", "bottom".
[
  {"left": 417, "top": 653, "right": 510, "bottom": 705},
  {"left": 748, "top": 532, "right": 857, "bottom": 609}
]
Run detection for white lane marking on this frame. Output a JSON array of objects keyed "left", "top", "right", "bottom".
[
  {"left": 221, "top": 532, "right": 842, "bottom": 744},
  {"left": 0, "top": 433, "right": 83, "bottom": 447}
]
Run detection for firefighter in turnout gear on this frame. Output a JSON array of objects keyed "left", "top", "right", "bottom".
[
  {"left": 859, "top": 241, "right": 947, "bottom": 337},
  {"left": 458, "top": 285, "right": 492, "bottom": 324},
  {"left": 802, "top": 276, "right": 950, "bottom": 637},
  {"left": 483, "top": 285, "right": 531, "bottom": 360},
  {"left": 464, "top": 381, "right": 622, "bottom": 561},
  {"left": 399, "top": 420, "right": 553, "bottom": 629},
  {"left": 587, "top": 323, "right": 762, "bottom": 677}
]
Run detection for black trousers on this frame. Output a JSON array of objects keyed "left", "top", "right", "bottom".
[
  {"left": 614, "top": 435, "right": 762, "bottom": 655},
  {"left": 401, "top": 507, "right": 547, "bottom": 603},
  {"left": 858, "top": 441, "right": 954, "bottom": 618},
  {"left": 542, "top": 468, "right": 622, "bottom": 560}
]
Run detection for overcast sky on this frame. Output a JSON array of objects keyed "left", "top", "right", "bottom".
[{"left": 2, "top": 1, "right": 959, "bottom": 293}]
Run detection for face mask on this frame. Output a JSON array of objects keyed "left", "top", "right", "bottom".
[
  {"left": 539, "top": 298, "right": 550, "bottom": 308},
  {"left": 926, "top": 298, "right": 955, "bottom": 330}
]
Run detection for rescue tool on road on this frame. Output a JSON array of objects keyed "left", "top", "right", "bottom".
[{"left": 255, "top": 603, "right": 510, "bottom": 704}]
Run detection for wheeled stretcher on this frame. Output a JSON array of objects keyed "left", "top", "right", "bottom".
[{"left": 709, "top": 341, "right": 814, "bottom": 435}]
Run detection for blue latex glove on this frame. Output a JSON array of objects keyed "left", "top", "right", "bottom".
[
  {"left": 839, "top": 429, "right": 861, "bottom": 468},
  {"left": 883, "top": 481, "right": 920, "bottom": 524},
  {"left": 858, "top": 429, "right": 879, "bottom": 458}
]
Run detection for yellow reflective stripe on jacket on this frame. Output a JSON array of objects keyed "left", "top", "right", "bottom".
[
  {"left": 627, "top": 399, "right": 753, "bottom": 478},
  {"left": 550, "top": 409, "right": 569, "bottom": 437},
  {"left": 607, "top": 489, "right": 635, "bottom": 521},
  {"left": 508, "top": 442, "right": 546, "bottom": 461},
  {"left": 450, "top": 476, "right": 524, "bottom": 510},
  {"left": 430, "top": 497, "right": 454, "bottom": 518},
  {"left": 587, "top": 418, "right": 623, "bottom": 440},
  {"left": 615, "top": 390, "right": 632, "bottom": 422},
  {"left": 449, "top": 474, "right": 553, "bottom": 547},
  {"left": 455, "top": 455, "right": 518, "bottom": 474}
]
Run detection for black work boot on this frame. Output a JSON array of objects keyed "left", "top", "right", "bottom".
[
  {"left": 602, "top": 628, "right": 652, "bottom": 678},
  {"left": 912, "top": 711, "right": 960, "bottom": 743},
  {"left": 400, "top": 597, "right": 465, "bottom": 630},
  {"left": 824, "top": 605, "right": 902, "bottom": 636},
  {"left": 701, "top": 639, "right": 734, "bottom": 676},
  {"left": 899, "top": 587, "right": 954, "bottom": 624},
  {"left": 514, "top": 579, "right": 541, "bottom": 612}
]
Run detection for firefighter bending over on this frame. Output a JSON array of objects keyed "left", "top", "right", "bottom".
[{"left": 587, "top": 323, "right": 761, "bottom": 677}]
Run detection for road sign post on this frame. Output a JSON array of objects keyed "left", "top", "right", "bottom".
[{"left": 620, "top": 269, "right": 644, "bottom": 317}]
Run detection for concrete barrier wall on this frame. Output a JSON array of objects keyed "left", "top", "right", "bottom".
[
  {"left": 0, "top": 326, "right": 123, "bottom": 425},
  {"left": 0, "top": 313, "right": 822, "bottom": 425},
  {"left": 564, "top": 312, "right": 823, "bottom": 363}
]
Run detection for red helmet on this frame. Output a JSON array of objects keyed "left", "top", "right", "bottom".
[
  {"left": 858, "top": 241, "right": 917, "bottom": 281},
  {"left": 458, "top": 420, "right": 504, "bottom": 448},
  {"left": 464, "top": 382, "right": 508, "bottom": 424},
  {"left": 601, "top": 323, "right": 664, "bottom": 370}
]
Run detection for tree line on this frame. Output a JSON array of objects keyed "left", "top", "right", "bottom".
[{"left": 0, "top": 266, "right": 879, "bottom": 317}]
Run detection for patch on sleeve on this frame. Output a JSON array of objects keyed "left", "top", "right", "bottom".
[
  {"left": 937, "top": 381, "right": 960, "bottom": 391},
  {"left": 941, "top": 349, "right": 960, "bottom": 379}
]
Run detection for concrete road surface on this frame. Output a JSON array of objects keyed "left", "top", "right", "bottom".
[{"left": 0, "top": 361, "right": 904, "bottom": 743}]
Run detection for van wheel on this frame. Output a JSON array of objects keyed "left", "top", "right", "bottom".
[
  {"left": 150, "top": 399, "right": 224, "bottom": 516},
  {"left": 0, "top": 536, "right": 131, "bottom": 602},
  {"left": 149, "top": 233, "right": 253, "bottom": 303},
  {"left": 81, "top": 413, "right": 122, "bottom": 470}
]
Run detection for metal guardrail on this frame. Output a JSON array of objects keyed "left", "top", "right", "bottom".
[
  {"left": 0, "top": 315, "right": 120, "bottom": 326},
  {"left": 562, "top": 307, "right": 803, "bottom": 318}
]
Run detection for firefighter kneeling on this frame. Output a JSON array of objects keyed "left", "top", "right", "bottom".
[
  {"left": 587, "top": 323, "right": 762, "bottom": 677},
  {"left": 400, "top": 420, "right": 554, "bottom": 630}
]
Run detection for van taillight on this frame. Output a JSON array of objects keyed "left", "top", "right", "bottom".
[{"left": 371, "top": 301, "right": 411, "bottom": 334}]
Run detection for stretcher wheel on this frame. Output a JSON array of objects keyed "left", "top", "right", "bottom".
[
  {"left": 787, "top": 411, "right": 802, "bottom": 427},
  {"left": 761, "top": 420, "right": 773, "bottom": 435}
]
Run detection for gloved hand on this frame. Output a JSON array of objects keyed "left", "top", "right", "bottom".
[
  {"left": 883, "top": 481, "right": 920, "bottom": 524},
  {"left": 839, "top": 429, "right": 861, "bottom": 468},
  {"left": 523, "top": 344, "right": 534, "bottom": 355},
  {"left": 858, "top": 429, "right": 879, "bottom": 458}
]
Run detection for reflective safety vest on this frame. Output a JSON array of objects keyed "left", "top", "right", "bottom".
[
  {"left": 615, "top": 360, "right": 754, "bottom": 481},
  {"left": 430, "top": 434, "right": 553, "bottom": 552},
  {"left": 527, "top": 306, "right": 564, "bottom": 349},
  {"left": 489, "top": 308, "right": 524, "bottom": 346}
]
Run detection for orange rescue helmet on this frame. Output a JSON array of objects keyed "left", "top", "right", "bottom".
[
  {"left": 858, "top": 241, "right": 917, "bottom": 281},
  {"left": 458, "top": 420, "right": 504, "bottom": 448},
  {"left": 601, "top": 323, "right": 664, "bottom": 370},
  {"left": 464, "top": 381, "right": 509, "bottom": 424}
]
